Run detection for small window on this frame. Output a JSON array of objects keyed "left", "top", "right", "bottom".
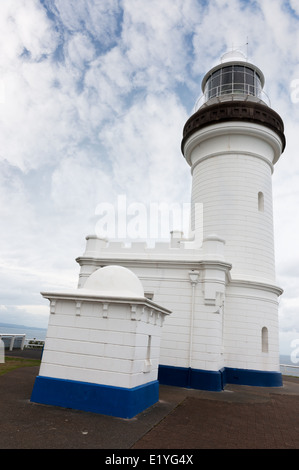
[
  {"left": 210, "top": 70, "right": 221, "bottom": 98},
  {"left": 234, "top": 66, "right": 246, "bottom": 94},
  {"left": 262, "top": 327, "right": 268, "bottom": 353},
  {"left": 221, "top": 66, "right": 233, "bottom": 94},
  {"left": 258, "top": 192, "right": 264, "bottom": 212},
  {"left": 143, "top": 335, "right": 152, "bottom": 373}
]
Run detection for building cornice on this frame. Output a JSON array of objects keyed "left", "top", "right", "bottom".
[
  {"left": 227, "top": 278, "right": 283, "bottom": 296},
  {"left": 41, "top": 290, "right": 171, "bottom": 315},
  {"left": 76, "top": 256, "right": 232, "bottom": 272},
  {"left": 181, "top": 100, "right": 286, "bottom": 156}
]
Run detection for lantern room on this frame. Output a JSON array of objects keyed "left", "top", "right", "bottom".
[{"left": 201, "top": 50, "right": 267, "bottom": 105}]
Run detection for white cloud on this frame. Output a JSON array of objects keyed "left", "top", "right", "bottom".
[
  {"left": 13, "top": 0, "right": 58, "bottom": 59},
  {"left": 121, "top": 0, "right": 198, "bottom": 92},
  {"left": 51, "top": 150, "right": 117, "bottom": 213},
  {"left": 0, "top": 304, "right": 49, "bottom": 329},
  {"left": 290, "top": 0, "right": 299, "bottom": 15},
  {"left": 99, "top": 92, "right": 190, "bottom": 203},
  {"left": 0, "top": 0, "right": 58, "bottom": 61},
  {"left": 45, "top": 0, "right": 121, "bottom": 46},
  {"left": 0, "top": 0, "right": 298, "bottom": 354},
  {"left": 83, "top": 48, "right": 132, "bottom": 117},
  {"left": 66, "top": 32, "right": 96, "bottom": 69}
]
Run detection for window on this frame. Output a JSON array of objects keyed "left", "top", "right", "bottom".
[
  {"left": 221, "top": 66, "right": 233, "bottom": 94},
  {"left": 234, "top": 65, "right": 245, "bottom": 94},
  {"left": 258, "top": 192, "right": 264, "bottom": 212},
  {"left": 143, "top": 335, "right": 152, "bottom": 373},
  {"left": 210, "top": 70, "right": 221, "bottom": 98},
  {"left": 262, "top": 327, "right": 268, "bottom": 353},
  {"left": 205, "top": 65, "right": 263, "bottom": 100},
  {"left": 244, "top": 67, "right": 255, "bottom": 94}
]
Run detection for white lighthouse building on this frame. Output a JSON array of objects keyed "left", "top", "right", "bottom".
[
  {"left": 74, "top": 51, "right": 286, "bottom": 390},
  {"left": 33, "top": 51, "right": 286, "bottom": 411}
]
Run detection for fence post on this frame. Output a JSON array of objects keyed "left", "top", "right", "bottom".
[
  {"left": 0, "top": 338, "right": 4, "bottom": 363},
  {"left": 9, "top": 336, "right": 15, "bottom": 351}
]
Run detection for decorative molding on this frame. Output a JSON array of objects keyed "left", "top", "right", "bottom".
[
  {"left": 102, "top": 303, "right": 109, "bottom": 318},
  {"left": 50, "top": 300, "right": 56, "bottom": 314},
  {"left": 75, "top": 301, "right": 81, "bottom": 316},
  {"left": 227, "top": 278, "right": 283, "bottom": 296},
  {"left": 130, "top": 304, "right": 137, "bottom": 321},
  {"left": 41, "top": 291, "right": 171, "bottom": 317},
  {"left": 190, "top": 149, "right": 275, "bottom": 174},
  {"left": 181, "top": 100, "right": 286, "bottom": 155},
  {"left": 76, "top": 257, "right": 232, "bottom": 272}
]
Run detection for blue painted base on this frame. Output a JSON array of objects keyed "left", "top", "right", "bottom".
[
  {"left": 31, "top": 376, "right": 159, "bottom": 419},
  {"left": 223, "top": 367, "right": 283, "bottom": 387},
  {"left": 158, "top": 365, "right": 282, "bottom": 391},
  {"left": 158, "top": 365, "right": 224, "bottom": 391}
]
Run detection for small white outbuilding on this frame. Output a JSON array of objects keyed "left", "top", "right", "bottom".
[{"left": 31, "top": 265, "right": 170, "bottom": 418}]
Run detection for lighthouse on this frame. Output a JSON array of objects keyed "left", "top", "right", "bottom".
[
  {"left": 35, "top": 51, "right": 286, "bottom": 405},
  {"left": 183, "top": 50, "right": 286, "bottom": 282},
  {"left": 179, "top": 50, "right": 286, "bottom": 387}
]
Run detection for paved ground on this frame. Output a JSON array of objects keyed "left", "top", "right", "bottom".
[{"left": 1, "top": 350, "right": 299, "bottom": 450}]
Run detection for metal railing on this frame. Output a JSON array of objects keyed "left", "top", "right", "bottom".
[
  {"left": 0, "top": 334, "right": 26, "bottom": 351},
  {"left": 0, "top": 335, "right": 45, "bottom": 351},
  {"left": 194, "top": 86, "right": 271, "bottom": 112},
  {"left": 280, "top": 363, "right": 299, "bottom": 377},
  {"left": 25, "top": 339, "right": 45, "bottom": 349}
]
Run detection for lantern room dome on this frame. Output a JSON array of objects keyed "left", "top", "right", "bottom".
[
  {"left": 84, "top": 265, "right": 145, "bottom": 298},
  {"left": 221, "top": 50, "right": 247, "bottom": 63}
]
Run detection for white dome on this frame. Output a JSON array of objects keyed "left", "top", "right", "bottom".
[
  {"left": 221, "top": 50, "right": 246, "bottom": 63},
  {"left": 84, "top": 265, "right": 144, "bottom": 298}
]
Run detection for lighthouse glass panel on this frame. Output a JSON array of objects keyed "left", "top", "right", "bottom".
[{"left": 205, "top": 65, "right": 262, "bottom": 100}]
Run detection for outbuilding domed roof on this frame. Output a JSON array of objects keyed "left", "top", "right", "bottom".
[{"left": 84, "top": 265, "right": 144, "bottom": 298}]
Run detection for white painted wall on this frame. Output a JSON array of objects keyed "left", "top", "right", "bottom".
[
  {"left": 39, "top": 288, "right": 169, "bottom": 389},
  {"left": 224, "top": 283, "right": 281, "bottom": 371},
  {"left": 76, "top": 242, "right": 231, "bottom": 374},
  {"left": 184, "top": 122, "right": 283, "bottom": 283},
  {"left": 73, "top": 94, "right": 284, "bottom": 379}
]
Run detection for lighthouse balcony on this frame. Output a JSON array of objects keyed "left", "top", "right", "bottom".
[{"left": 194, "top": 88, "right": 271, "bottom": 112}]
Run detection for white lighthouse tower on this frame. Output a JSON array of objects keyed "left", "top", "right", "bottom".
[
  {"left": 46, "top": 51, "right": 286, "bottom": 396},
  {"left": 180, "top": 50, "right": 286, "bottom": 387},
  {"left": 183, "top": 50, "right": 285, "bottom": 282}
]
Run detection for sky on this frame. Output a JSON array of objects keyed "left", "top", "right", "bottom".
[{"left": 0, "top": 0, "right": 299, "bottom": 356}]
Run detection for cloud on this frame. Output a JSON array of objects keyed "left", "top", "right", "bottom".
[
  {"left": 0, "top": 0, "right": 298, "bottom": 352},
  {"left": 66, "top": 32, "right": 96, "bottom": 69},
  {"left": 0, "top": 304, "right": 49, "bottom": 329},
  {"left": 50, "top": 150, "right": 118, "bottom": 214},
  {"left": 43, "top": 0, "right": 122, "bottom": 48},
  {"left": 290, "top": 0, "right": 299, "bottom": 15},
  {"left": 99, "top": 92, "right": 190, "bottom": 203},
  {"left": 0, "top": 2, "right": 61, "bottom": 171},
  {"left": 121, "top": 0, "right": 202, "bottom": 93},
  {"left": 0, "top": 0, "right": 58, "bottom": 61}
]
